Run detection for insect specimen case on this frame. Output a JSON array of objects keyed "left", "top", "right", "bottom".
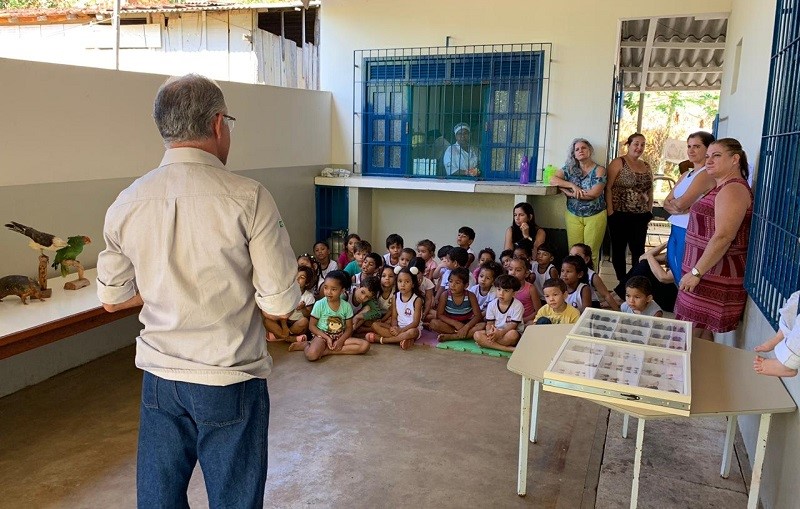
[{"left": 542, "top": 309, "right": 692, "bottom": 416}]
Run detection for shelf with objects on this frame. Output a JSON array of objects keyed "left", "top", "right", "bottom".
[{"left": 543, "top": 308, "right": 692, "bottom": 416}]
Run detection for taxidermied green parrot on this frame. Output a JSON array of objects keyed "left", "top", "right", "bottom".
[{"left": 52, "top": 236, "right": 91, "bottom": 277}]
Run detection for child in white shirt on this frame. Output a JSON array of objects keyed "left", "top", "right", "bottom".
[{"left": 754, "top": 290, "right": 800, "bottom": 377}]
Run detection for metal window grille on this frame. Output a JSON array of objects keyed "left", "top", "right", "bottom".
[
  {"left": 315, "top": 186, "right": 348, "bottom": 249},
  {"left": 744, "top": 0, "right": 800, "bottom": 328},
  {"left": 352, "top": 43, "right": 551, "bottom": 181}
]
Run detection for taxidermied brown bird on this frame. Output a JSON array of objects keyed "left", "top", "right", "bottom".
[{"left": 5, "top": 221, "right": 68, "bottom": 252}]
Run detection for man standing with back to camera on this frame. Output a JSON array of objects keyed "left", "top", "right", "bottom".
[{"left": 97, "top": 74, "right": 299, "bottom": 507}]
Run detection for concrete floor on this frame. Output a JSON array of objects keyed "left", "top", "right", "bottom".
[{"left": 0, "top": 335, "right": 753, "bottom": 509}]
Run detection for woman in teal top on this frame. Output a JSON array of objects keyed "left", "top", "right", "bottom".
[{"left": 550, "top": 138, "right": 608, "bottom": 270}]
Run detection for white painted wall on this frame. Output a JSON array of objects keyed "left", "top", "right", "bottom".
[
  {"left": 0, "top": 58, "right": 331, "bottom": 395},
  {"left": 319, "top": 0, "right": 732, "bottom": 168},
  {"left": 717, "top": 2, "right": 800, "bottom": 508},
  {"left": 0, "top": 57, "right": 330, "bottom": 187}
]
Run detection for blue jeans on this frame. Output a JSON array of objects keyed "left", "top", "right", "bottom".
[
  {"left": 667, "top": 224, "right": 687, "bottom": 283},
  {"left": 137, "top": 371, "right": 270, "bottom": 509}
]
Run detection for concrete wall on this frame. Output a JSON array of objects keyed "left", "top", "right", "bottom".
[
  {"left": 319, "top": 0, "right": 732, "bottom": 168},
  {"left": 717, "top": 1, "right": 800, "bottom": 508},
  {"left": 0, "top": 58, "right": 331, "bottom": 396}
]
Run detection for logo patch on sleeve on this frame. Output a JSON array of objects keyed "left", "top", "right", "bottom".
[{"left": 279, "top": 220, "right": 285, "bottom": 228}]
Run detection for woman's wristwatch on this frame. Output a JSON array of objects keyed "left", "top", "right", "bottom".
[{"left": 690, "top": 267, "right": 702, "bottom": 278}]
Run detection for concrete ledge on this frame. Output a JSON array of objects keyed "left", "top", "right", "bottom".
[{"left": 314, "top": 176, "right": 558, "bottom": 196}]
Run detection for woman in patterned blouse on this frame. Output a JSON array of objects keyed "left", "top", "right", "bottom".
[
  {"left": 550, "top": 138, "right": 607, "bottom": 270},
  {"left": 606, "top": 133, "right": 654, "bottom": 284}
]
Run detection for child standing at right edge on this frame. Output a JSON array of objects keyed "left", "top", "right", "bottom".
[
  {"left": 754, "top": 289, "right": 800, "bottom": 377},
  {"left": 290, "top": 271, "right": 370, "bottom": 360},
  {"left": 367, "top": 267, "right": 423, "bottom": 350},
  {"left": 474, "top": 274, "right": 525, "bottom": 352}
]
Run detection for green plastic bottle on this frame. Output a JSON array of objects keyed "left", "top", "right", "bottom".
[{"left": 542, "top": 164, "right": 557, "bottom": 184}]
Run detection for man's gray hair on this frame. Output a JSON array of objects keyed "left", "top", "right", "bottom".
[{"left": 153, "top": 74, "right": 227, "bottom": 143}]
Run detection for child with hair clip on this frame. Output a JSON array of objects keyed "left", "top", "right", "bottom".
[
  {"left": 561, "top": 255, "right": 593, "bottom": 313},
  {"left": 354, "top": 252, "right": 382, "bottom": 285},
  {"left": 754, "top": 290, "right": 800, "bottom": 377},
  {"left": 349, "top": 275, "right": 382, "bottom": 332},
  {"left": 471, "top": 247, "right": 496, "bottom": 281},
  {"left": 474, "top": 274, "right": 525, "bottom": 352},
  {"left": 376, "top": 265, "right": 396, "bottom": 321},
  {"left": 264, "top": 265, "right": 316, "bottom": 342},
  {"left": 366, "top": 266, "right": 424, "bottom": 350},
  {"left": 416, "top": 239, "right": 438, "bottom": 280},
  {"left": 409, "top": 256, "right": 436, "bottom": 322},
  {"left": 337, "top": 233, "right": 361, "bottom": 270},
  {"left": 398, "top": 247, "right": 416, "bottom": 268},
  {"left": 297, "top": 253, "right": 321, "bottom": 291},
  {"left": 569, "top": 243, "right": 620, "bottom": 311},
  {"left": 290, "top": 270, "right": 369, "bottom": 360},
  {"left": 621, "top": 276, "right": 663, "bottom": 317},
  {"left": 384, "top": 233, "right": 404, "bottom": 268},
  {"left": 430, "top": 268, "right": 482, "bottom": 341},
  {"left": 531, "top": 243, "right": 560, "bottom": 302},
  {"left": 534, "top": 278, "right": 580, "bottom": 325},
  {"left": 508, "top": 256, "right": 541, "bottom": 324}
]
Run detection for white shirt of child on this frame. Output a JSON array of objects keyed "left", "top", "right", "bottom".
[
  {"left": 289, "top": 290, "right": 317, "bottom": 321},
  {"left": 421, "top": 276, "right": 435, "bottom": 293},
  {"left": 486, "top": 298, "right": 524, "bottom": 329},
  {"left": 775, "top": 290, "right": 800, "bottom": 370},
  {"left": 383, "top": 253, "right": 397, "bottom": 268},
  {"left": 531, "top": 262, "right": 555, "bottom": 298},
  {"left": 469, "top": 283, "right": 497, "bottom": 313},
  {"left": 395, "top": 292, "right": 420, "bottom": 329},
  {"left": 317, "top": 259, "right": 338, "bottom": 289}
]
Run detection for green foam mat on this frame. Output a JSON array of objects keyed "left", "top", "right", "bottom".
[{"left": 435, "top": 340, "right": 512, "bottom": 358}]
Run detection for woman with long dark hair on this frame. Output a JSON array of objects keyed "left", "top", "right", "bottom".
[{"left": 504, "top": 202, "right": 545, "bottom": 253}]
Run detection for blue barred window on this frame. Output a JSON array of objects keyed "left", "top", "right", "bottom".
[
  {"left": 353, "top": 44, "right": 551, "bottom": 181},
  {"left": 745, "top": 0, "right": 800, "bottom": 328}
]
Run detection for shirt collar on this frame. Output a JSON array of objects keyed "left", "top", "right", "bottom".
[{"left": 160, "top": 147, "right": 227, "bottom": 171}]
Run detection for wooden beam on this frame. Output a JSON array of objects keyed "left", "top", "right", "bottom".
[
  {"left": 0, "top": 14, "right": 92, "bottom": 25},
  {"left": 639, "top": 18, "right": 658, "bottom": 93}
]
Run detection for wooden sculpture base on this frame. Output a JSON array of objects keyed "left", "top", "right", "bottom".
[
  {"left": 37, "top": 253, "right": 52, "bottom": 298},
  {"left": 64, "top": 278, "right": 90, "bottom": 291}
]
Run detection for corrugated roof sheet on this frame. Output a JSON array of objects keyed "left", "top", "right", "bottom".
[
  {"left": 620, "top": 16, "right": 728, "bottom": 91},
  {"left": 0, "top": 0, "right": 319, "bottom": 21}
]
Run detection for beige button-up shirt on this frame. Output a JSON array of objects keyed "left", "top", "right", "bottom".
[{"left": 97, "top": 148, "right": 300, "bottom": 386}]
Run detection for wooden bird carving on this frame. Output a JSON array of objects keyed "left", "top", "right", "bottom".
[{"left": 5, "top": 221, "right": 68, "bottom": 252}]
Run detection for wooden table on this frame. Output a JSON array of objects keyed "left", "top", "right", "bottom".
[
  {"left": 507, "top": 324, "right": 796, "bottom": 509},
  {"left": 0, "top": 268, "right": 140, "bottom": 359}
]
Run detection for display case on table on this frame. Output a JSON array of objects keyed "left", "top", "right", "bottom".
[{"left": 543, "top": 308, "right": 692, "bottom": 416}]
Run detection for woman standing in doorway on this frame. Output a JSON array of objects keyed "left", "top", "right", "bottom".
[
  {"left": 662, "top": 131, "right": 717, "bottom": 280},
  {"left": 550, "top": 138, "right": 607, "bottom": 270},
  {"left": 606, "top": 133, "right": 654, "bottom": 284}
]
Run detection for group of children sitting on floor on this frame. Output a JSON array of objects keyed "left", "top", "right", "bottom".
[{"left": 266, "top": 228, "right": 664, "bottom": 361}]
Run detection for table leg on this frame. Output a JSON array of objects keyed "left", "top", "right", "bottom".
[
  {"left": 630, "top": 418, "right": 645, "bottom": 509},
  {"left": 517, "top": 377, "right": 533, "bottom": 496},
  {"left": 720, "top": 415, "right": 738, "bottom": 479},
  {"left": 622, "top": 413, "right": 630, "bottom": 438},
  {"left": 529, "top": 380, "right": 541, "bottom": 443},
  {"left": 747, "top": 413, "right": 772, "bottom": 509}
]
